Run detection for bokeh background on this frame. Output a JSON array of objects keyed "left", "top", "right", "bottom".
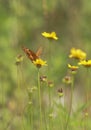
[{"left": 0, "top": 0, "right": 91, "bottom": 129}]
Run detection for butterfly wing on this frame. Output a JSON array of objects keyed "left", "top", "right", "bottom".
[
  {"left": 22, "top": 46, "right": 38, "bottom": 62},
  {"left": 36, "top": 47, "right": 42, "bottom": 57}
]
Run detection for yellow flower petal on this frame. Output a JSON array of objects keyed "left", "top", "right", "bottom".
[
  {"left": 78, "top": 60, "right": 91, "bottom": 67},
  {"left": 41, "top": 32, "right": 58, "bottom": 40},
  {"left": 68, "top": 64, "right": 79, "bottom": 71},
  {"left": 33, "top": 58, "right": 47, "bottom": 68},
  {"left": 69, "top": 48, "right": 86, "bottom": 60}
]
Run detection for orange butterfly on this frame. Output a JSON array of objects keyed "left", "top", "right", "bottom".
[{"left": 22, "top": 46, "right": 42, "bottom": 62}]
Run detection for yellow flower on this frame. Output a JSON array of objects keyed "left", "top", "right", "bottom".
[
  {"left": 68, "top": 64, "right": 79, "bottom": 71},
  {"left": 78, "top": 60, "right": 91, "bottom": 67},
  {"left": 41, "top": 32, "right": 58, "bottom": 40},
  {"left": 33, "top": 58, "right": 47, "bottom": 68},
  {"left": 69, "top": 48, "right": 86, "bottom": 60}
]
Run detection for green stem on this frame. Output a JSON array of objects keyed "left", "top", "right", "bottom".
[
  {"left": 28, "top": 103, "right": 33, "bottom": 130},
  {"left": 48, "top": 40, "right": 53, "bottom": 130},
  {"left": 86, "top": 68, "right": 89, "bottom": 111},
  {"left": 16, "top": 65, "right": 26, "bottom": 130},
  {"left": 84, "top": 68, "right": 90, "bottom": 130},
  {"left": 65, "top": 75, "right": 74, "bottom": 130},
  {"left": 48, "top": 86, "right": 51, "bottom": 130},
  {"left": 27, "top": 93, "right": 33, "bottom": 130},
  {"left": 48, "top": 86, "right": 51, "bottom": 108},
  {"left": 38, "top": 69, "right": 42, "bottom": 130},
  {"left": 0, "top": 73, "right": 5, "bottom": 129}
]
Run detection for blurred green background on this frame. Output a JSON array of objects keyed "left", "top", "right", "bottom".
[{"left": 0, "top": 0, "right": 91, "bottom": 129}]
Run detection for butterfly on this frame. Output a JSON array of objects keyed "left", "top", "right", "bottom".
[{"left": 22, "top": 46, "right": 42, "bottom": 62}]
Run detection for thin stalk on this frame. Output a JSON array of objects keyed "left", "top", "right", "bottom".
[
  {"left": 41, "top": 82, "right": 48, "bottom": 130},
  {"left": 48, "top": 40, "right": 53, "bottom": 77},
  {"left": 85, "top": 68, "right": 89, "bottom": 112},
  {"left": 48, "top": 86, "right": 51, "bottom": 108},
  {"left": 47, "top": 40, "right": 53, "bottom": 130},
  {"left": 65, "top": 75, "right": 74, "bottom": 130},
  {"left": 38, "top": 69, "right": 42, "bottom": 130},
  {"left": 43, "top": 106, "right": 48, "bottom": 130},
  {"left": 26, "top": 90, "right": 33, "bottom": 130},
  {"left": 84, "top": 68, "right": 90, "bottom": 130},
  {"left": 48, "top": 86, "right": 51, "bottom": 130},
  {"left": 16, "top": 64, "right": 26, "bottom": 130},
  {"left": 0, "top": 73, "right": 5, "bottom": 129},
  {"left": 58, "top": 97, "right": 64, "bottom": 130},
  {"left": 27, "top": 103, "right": 33, "bottom": 130},
  {"left": 30, "top": 104, "right": 33, "bottom": 130}
]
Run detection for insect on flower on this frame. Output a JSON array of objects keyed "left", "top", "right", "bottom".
[{"left": 22, "top": 46, "right": 42, "bottom": 62}]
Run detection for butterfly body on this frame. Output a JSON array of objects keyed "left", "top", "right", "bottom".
[{"left": 22, "top": 46, "right": 42, "bottom": 62}]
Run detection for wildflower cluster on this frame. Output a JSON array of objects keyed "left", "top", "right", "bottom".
[
  {"left": 68, "top": 47, "right": 91, "bottom": 124},
  {"left": 15, "top": 31, "right": 91, "bottom": 130},
  {"left": 69, "top": 47, "right": 91, "bottom": 68}
]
